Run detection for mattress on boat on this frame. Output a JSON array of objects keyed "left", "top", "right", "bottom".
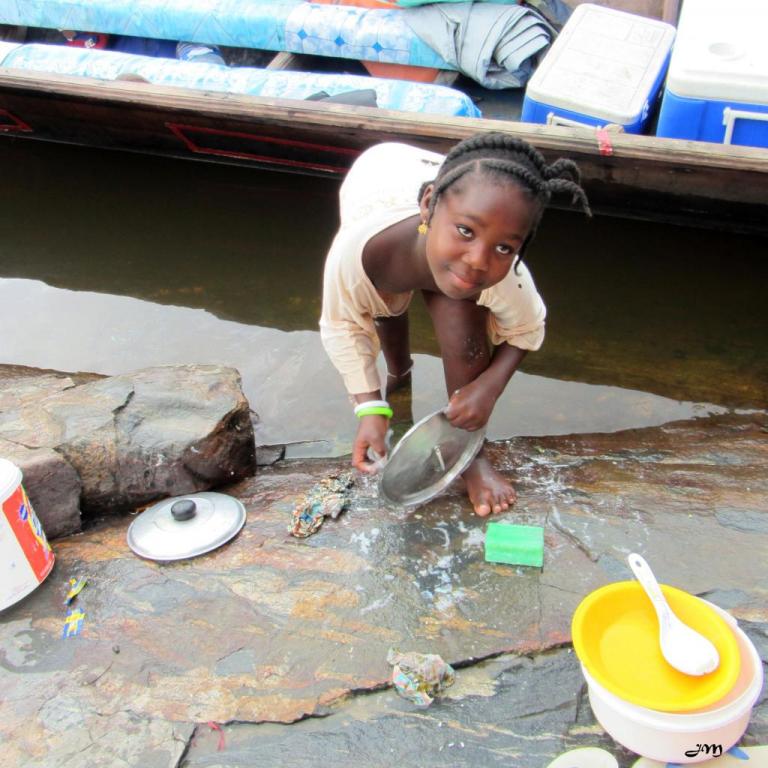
[
  {"left": 0, "top": 0, "right": 452, "bottom": 70},
  {"left": 0, "top": 40, "right": 20, "bottom": 59},
  {"left": 0, "top": 44, "right": 482, "bottom": 117}
]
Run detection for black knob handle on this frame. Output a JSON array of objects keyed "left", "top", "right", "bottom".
[{"left": 171, "top": 499, "right": 197, "bottom": 521}]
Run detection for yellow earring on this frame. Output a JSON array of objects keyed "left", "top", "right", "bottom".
[{"left": 417, "top": 221, "right": 428, "bottom": 235}]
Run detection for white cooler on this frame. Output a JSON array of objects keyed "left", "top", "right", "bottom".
[
  {"left": 521, "top": 3, "right": 675, "bottom": 134},
  {"left": 656, "top": 0, "right": 768, "bottom": 148}
]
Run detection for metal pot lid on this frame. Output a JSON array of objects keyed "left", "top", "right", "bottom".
[
  {"left": 379, "top": 409, "right": 485, "bottom": 508},
  {"left": 127, "top": 492, "right": 246, "bottom": 562}
]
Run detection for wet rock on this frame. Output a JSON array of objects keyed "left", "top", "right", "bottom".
[
  {"left": 0, "top": 364, "right": 256, "bottom": 531},
  {"left": 180, "top": 649, "right": 626, "bottom": 768},
  {"left": 53, "top": 366, "right": 256, "bottom": 515},
  {"left": 256, "top": 444, "right": 286, "bottom": 466},
  {"left": 715, "top": 508, "right": 768, "bottom": 534},
  {"left": 0, "top": 438, "right": 81, "bottom": 538},
  {"left": 4, "top": 691, "right": 194, "bottom": 768},
  {"left": 0, "top": 412, "right": 765, "bottom": 766}
]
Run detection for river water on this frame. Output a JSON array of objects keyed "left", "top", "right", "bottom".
[{"left": 1, "top": 139, "right": 766, "bottom": 455}]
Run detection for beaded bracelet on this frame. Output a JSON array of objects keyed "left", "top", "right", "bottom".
[{"left": 354, "top": 399, "right": 393, "bottom": 419}]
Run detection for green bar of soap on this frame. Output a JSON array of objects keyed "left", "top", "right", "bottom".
[{"left": 484, "top": 522, "right": 544, "bottom": 567}]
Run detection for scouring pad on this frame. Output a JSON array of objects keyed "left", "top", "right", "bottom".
[{"left": 484, "top": 522, "right": 544, "bottom": 567}]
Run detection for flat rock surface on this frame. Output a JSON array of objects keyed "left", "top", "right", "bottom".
[
  {"left": 1, "top": 413, "right": 766, "bottom": 767},
  {"left": 0, "top": 364, "right": 256, "bottom": 535}
]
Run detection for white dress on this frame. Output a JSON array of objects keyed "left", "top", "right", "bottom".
[{"left": 319, "top": 142, "right": 547, "bottom": 395}]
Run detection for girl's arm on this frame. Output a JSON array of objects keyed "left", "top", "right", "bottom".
[
  {"left": 351, "top": 391, "right": 390, "bottom": 473},
  {"left": 444, "top": 260, "right": 545, "bottom": 430},
  {"left": 320, "top": 242, "right": 392, "bottom": 472},
  {"left": 444, "top": 344, "right": 527, "bottom": 431},
  {"left": 320, "top": 318, "right": 391, "bottom": 472}
]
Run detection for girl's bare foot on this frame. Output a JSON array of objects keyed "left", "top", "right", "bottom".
[{"left": 461, "top": 452, "right": 516, "bottom": 517}]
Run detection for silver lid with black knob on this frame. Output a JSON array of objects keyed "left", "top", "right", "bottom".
[{"left": 126, "top": 492, "right": 246, "bottom": 561}]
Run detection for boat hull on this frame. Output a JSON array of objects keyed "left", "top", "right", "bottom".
[{"left": 1, "top": 69, "right": 767, "bottom": 233}]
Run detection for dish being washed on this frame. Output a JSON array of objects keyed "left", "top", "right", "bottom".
[{"left": 378, "top": 409, "right": 485, "bottom": 508}]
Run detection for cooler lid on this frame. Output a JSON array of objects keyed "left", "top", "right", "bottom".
[
  {"left": 524, "top": 3, "right": 676, "bottom": 125},
  {"left": 127, "top": 492, "right": 246, "bottom": 561},
  {"left": 665, "top": 0, "right": 768, "bottom": 105},
  {"left": 379, "top": 409, "right": 485, "bottom": 508}
]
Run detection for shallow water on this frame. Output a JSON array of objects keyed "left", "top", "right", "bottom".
[{"left": 1, "top": 139, "right": 766, "bottom": 454}]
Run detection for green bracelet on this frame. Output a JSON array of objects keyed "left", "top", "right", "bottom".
[{"left": 355, "top": 406, "right": 393, "bottom": 419}]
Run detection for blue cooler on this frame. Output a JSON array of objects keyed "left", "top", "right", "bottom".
[
  {"left": 656, "top": 0, "right": 768, "bottom": 148},
  {"left": 521, "top": 3, "right": 675, "bottom": 134}
]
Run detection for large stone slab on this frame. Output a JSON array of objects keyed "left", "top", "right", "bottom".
[
  {"left": 0, "top": 413, "right": 765, "bottom": 767},
  {"left": 0, "top": 438, "right": 81, "bottom": 539},
  {"left": 0, "top": 366, "right": 98, "bottom": 536},
  {"left": 182, "top": 632, "right": 768, "bottom": 768},
  {"left": 0, "top": 364, "right": 257, "bottom": 535}
]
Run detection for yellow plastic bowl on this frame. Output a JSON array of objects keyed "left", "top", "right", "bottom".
[{"left": 572, "top": 581, "right": 740, "bottom": 712}]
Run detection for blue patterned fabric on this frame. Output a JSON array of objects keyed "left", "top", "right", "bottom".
[
  {"left": 0, "top": 43, "right": 481, "bottom": 117},
  {"left": 0, "top": 0, "right": 452, "bottom": 69}
]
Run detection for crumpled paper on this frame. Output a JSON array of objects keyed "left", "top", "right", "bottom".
[
  {"left": 289, "top": 472, "right": 354, "bottom": 538},
  {"left": 387, "top": 648, "right": 456, "bottom": 707}
]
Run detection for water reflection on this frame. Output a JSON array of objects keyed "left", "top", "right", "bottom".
[
  {"left": 1, "top": 138, "right": 766, "bottom": 446},
  {"left": 0, "top": 278, "right": 722, "bottom": 456}
]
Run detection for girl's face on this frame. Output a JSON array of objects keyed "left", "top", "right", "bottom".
[{"left": 419, "top": 174, "right": 541, "bottom": 300}]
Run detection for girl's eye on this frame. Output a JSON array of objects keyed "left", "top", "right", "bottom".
[
  {"left": 456, "top": 225, "right": 472, "bottom": 238},
  {"left": 496, "top": 244, "right": 513, "bottom": 256}
]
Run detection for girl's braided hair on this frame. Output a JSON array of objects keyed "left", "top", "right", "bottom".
[{"left": 418, "top": 132, "right": 591, "bottom": 269}]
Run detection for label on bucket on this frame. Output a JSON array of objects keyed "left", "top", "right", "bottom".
[{"left": 1, "top": 483, "right": 55, "bottom": 610}]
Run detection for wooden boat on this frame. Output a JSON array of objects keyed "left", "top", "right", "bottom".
[{"left": 1, "top": 0, "right": 767, "bottom": 234}]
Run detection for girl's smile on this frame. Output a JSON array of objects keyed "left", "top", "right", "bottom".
[
  {"left": 419, "top": 175, "right": 541, "bottom": 300},
  {"left": 447, "top": 269, "right": 483, "bottom": 292}
]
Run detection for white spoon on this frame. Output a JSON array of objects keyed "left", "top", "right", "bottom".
[{"left": 628, "top": 553, "right": 719, "bottom": 676}]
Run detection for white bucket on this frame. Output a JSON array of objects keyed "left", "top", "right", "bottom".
[
  {"left": 0, "top": 458, "right": 55, "bottom": 611},
  {"left": 582, "top": 604, "right": 764, "bottom": 764}
]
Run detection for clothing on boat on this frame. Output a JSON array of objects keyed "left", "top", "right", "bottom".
[
  {"left": 111, "top": 37, "right": 225, "bottom": 65},
  {"left": 319, "top": 142, "right": 546, "bottom": 396},
  {"left": 62, "top": 31, "right": 109, "bottom": 49},
  {"left": 397, "top": 0, "right": 573, "bottom": 30},
  {"left": 59, "top": 32, "right": 225, "bottom": 65},
  {"left": 402, "top": 3, "right": 556, "bottom": 89}
]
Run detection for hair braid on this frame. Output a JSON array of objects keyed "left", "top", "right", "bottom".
[
  {"left": 416, "top": 131, "right": 591, "bottom": 272},
  {"left": 427, "top": 163, "right": 477, "bottom": 213},
  {"left": 420, "top": 131, "right": 591, "bottom": 218},
  {"left": 546, "top": 178, "right": 592, "bottom": 215},
  {"left": 543, "top": 157, "right": 582, "bottom": 185},
  {"left": 481, "top": 159, "right": 551, "bottom": 199}
]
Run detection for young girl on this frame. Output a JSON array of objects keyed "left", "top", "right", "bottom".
[{"left": 320, "top": 132, "right": 590, "bottom": 516}]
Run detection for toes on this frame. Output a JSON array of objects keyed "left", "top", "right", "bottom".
[
  {"left": 474, "top": 502, "right": 492, "bottom": 517},
  {"left": 464, "top": 464, "right": 516, "bottom": 517}
]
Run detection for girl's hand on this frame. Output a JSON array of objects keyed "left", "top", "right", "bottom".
[
  {"left": 444, "top": 380, "right": 496, "bottom": 431},
  {"left": 352, "top": 415, "right": 389, "bottom": 474}
]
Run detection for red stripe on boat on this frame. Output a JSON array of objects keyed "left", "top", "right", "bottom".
[{"left": 166, "top": 123, "right": 360, "bottom": 174}]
